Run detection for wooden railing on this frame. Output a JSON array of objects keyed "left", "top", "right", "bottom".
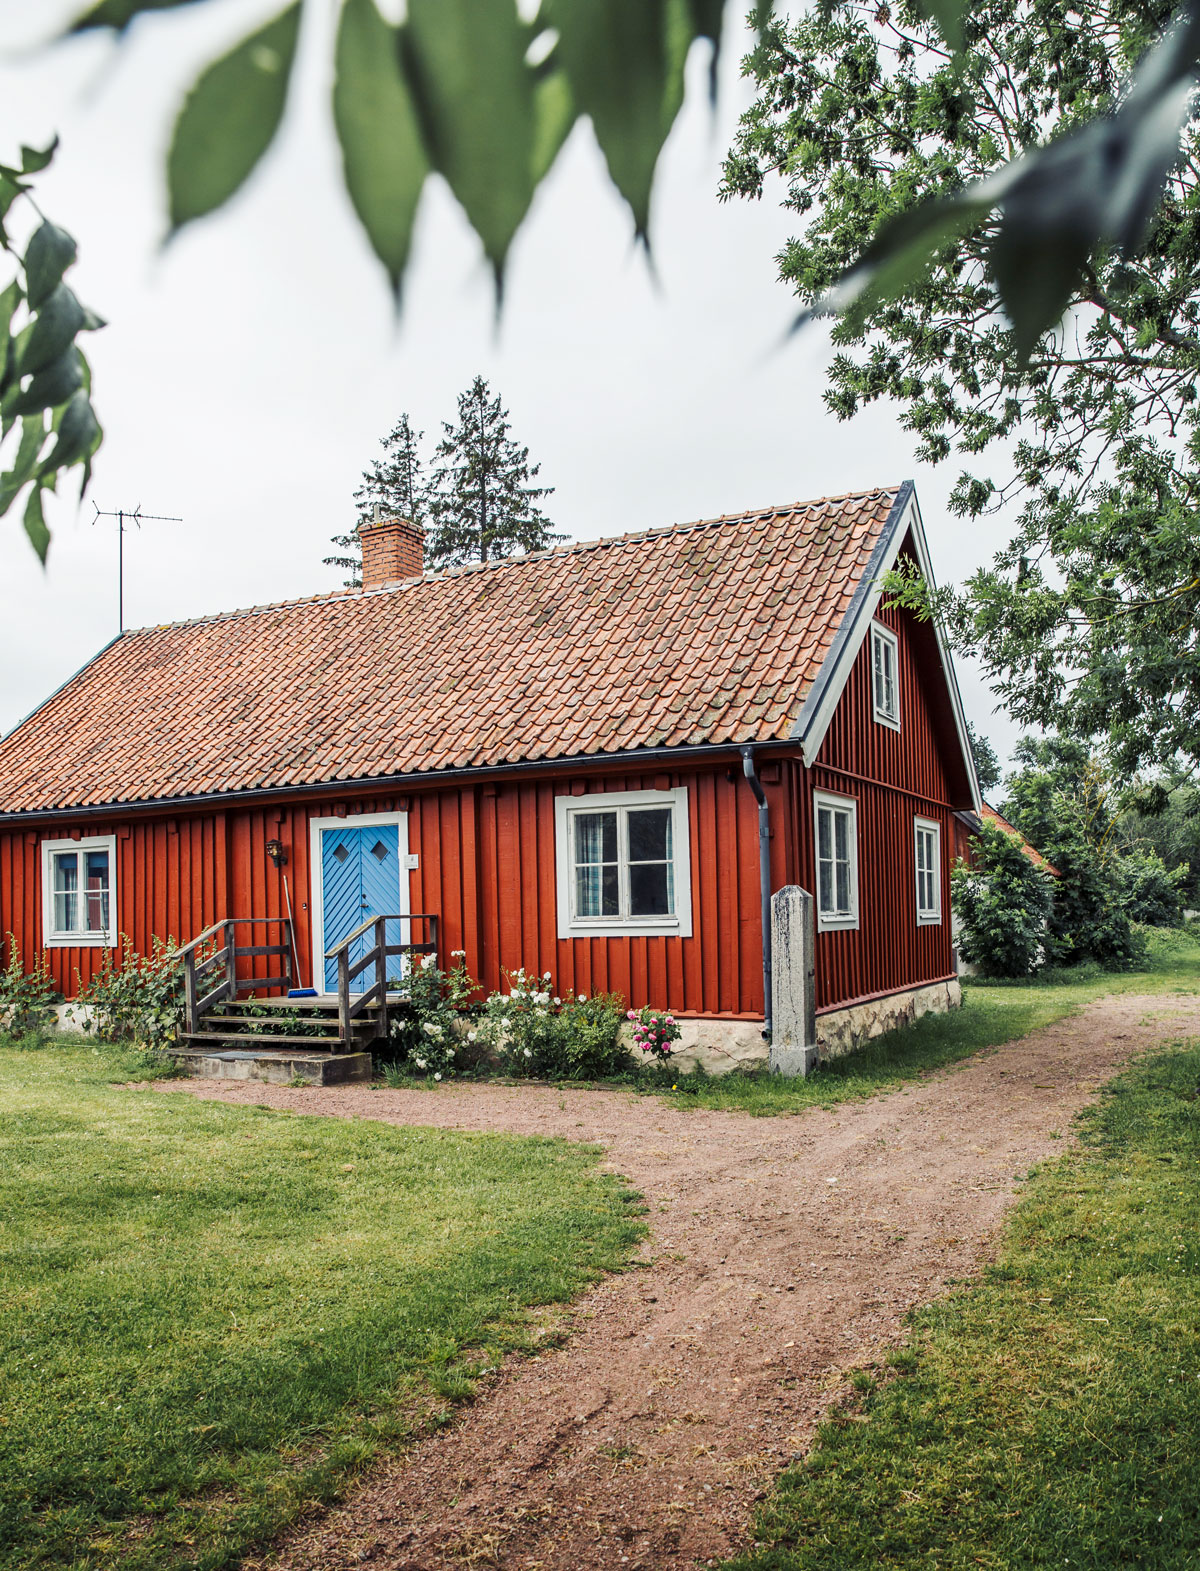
[
  {"left": 179, "top": 917, "right": 293, "bottom": 1034},
  {"left": 325, "top": 913, "right": 439, "bottom": 1047}
]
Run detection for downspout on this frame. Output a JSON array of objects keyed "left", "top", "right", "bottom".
[{"left": 740, "top": 746, "right": 773, "bottom": 1040}]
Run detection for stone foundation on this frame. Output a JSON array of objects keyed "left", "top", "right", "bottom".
[
  {"left": 622, "top": 978, "right": 962, "bottom": 1077},
  {"left": 619, "top": 1019, "right": 769, "bottom": 1076},
  {"left": 816, "top": 977, "right": 961, "bottom": 1061}
]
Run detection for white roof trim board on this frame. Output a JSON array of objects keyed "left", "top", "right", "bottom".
[{"left": 791, "top": 482, "right": 983, "bottom": 812}]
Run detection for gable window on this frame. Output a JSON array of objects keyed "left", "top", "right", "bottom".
[
  {"left": 555, "top": 787, "right": 692, "bottom": 938},
  {"left": 813, "top": 790, "right": 858, "bottom": 930},
  {"left": 914, "top": 817, "right": 942, "bottom": 924},
  {"left": 41, "top": 836, "right": 117, "bottom": 947},
  {"left": 871, "top": 623, "right": 900, "bottom": 730}
]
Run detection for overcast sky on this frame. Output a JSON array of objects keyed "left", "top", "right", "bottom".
[{"left": 0, "top": 0, "right": 1020, "bottom": 768}]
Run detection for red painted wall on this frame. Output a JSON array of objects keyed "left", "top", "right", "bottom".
[
  {"left": 796, "top": 596, "right": 967, "bottom": 1010},
  {"left": 0, "top": 759, "right": 787, "bottom": 1017}
]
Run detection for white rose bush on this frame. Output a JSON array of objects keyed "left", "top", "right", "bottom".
[{"left": 380, "top": 951, "right": 663, "bottom": 1084}]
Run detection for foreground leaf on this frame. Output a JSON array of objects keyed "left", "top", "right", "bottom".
[
  {"left": 18, "top": 283, "right": 86, "bottom": 377},
  {"left": 167, "top": 2, "right": 302, "bottom": 231},
  {"left": 22, "top": 483, "right": 49, "bottom": 563},
  {"left": 69, "top": 0, "right": 207, "bottom": 32},
  {"left": 0, "top": 414, "right": 47, "bottom": 517},
  {"left": 4, "top": 346, "right": 83, "bottom": 418},
  {"left": 333, "top": 0, "right": 427, "bottom": 293},
  {"left": 39, "top": 388, "right": 100, "bottom": 477},
  {"left": 23, "top": 221, "right": 77, "bottom": 309},
  {"left": 403, "top": 0, "right": 538, "bottom": 285},
  {"left": 548, "top": 0, "right": 693, "bottom": 240}
]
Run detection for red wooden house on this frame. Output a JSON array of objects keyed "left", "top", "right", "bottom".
[{"left": 0, "top": 482, "right": 979, "bottom": 1069}]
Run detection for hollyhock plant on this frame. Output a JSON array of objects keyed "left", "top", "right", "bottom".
[{"left": 628, "top": 1006, "right": 681, "bottom": 1062}]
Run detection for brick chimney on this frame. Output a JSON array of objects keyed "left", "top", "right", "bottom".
[{"left": 357, "top": 509, "right": 425, "bottom": 588}]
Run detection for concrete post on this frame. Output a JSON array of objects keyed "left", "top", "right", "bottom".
[{"left": 770, "top": 886, "right": 819, "bottom": 1076}]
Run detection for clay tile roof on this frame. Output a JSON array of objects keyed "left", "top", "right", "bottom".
[
  {"left": 0, "top": 486, "right": 900, "bottom": 814},
  {"left": 979, "top": 803, "right": 1061, "bottom": 876}
]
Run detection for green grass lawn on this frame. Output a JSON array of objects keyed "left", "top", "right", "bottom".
[
  {"left": 0, "top": 1040, "right": 644, "bottom": 1571},
  {"left": 725, "top": 1037, "right": 1200, "bottom": 1569},
  {"left": 634, "top": 926, "right": 1200, "bottom": 1115}
]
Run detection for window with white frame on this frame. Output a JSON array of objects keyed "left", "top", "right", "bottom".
[
  {"left": 814, "top": 790, "right": 859, "bottom": 930},
  {"left": 554, "top": 787, "right": 692, "bottom": 938},
  {"left": 914, "top": 817, "right": 942, "bottom": 924},
  {"left": 871, "top": 622, "right": 900, "bottom": 729},
  {"left": 41, "top": 835, "right": 117, "bottom": 947}
]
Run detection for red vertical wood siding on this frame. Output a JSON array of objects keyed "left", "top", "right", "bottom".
[
  {"left": 790, "top": 598, "right": 965, "bottom": 1010},
  {"left": 0, "top": 761, "right": 786, "bottom": 1017}
]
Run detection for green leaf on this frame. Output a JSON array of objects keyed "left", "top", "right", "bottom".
[
  {"left": 69, "top": 0, "right": 206, "bottom": 33},
  {"left": 0, "top": 279, "right": 21, "bottom": 351},
  {"left": 39, "top": 389, "right": 101, "bottom": 476},
  {"left": 810, "top": 195, "right": 994, "bottom": 333},
  {"left": 332, "top": 0, "right": 428, "bottom": 293},
  {"left": 403, "top": 0, "right": 538, "bottom": 284},
  {"left": 23, "top": 221, "right": 77, "bottom": 308},
  {"left": 167, "top": 2, "right": 302, "bottom": 231},
  {"left": 913, "top": 0, "right": 965, "bottom": 53},
  {"left": 23, "top": 483, "right": 49, "bottom": 565},
  {"left": 19, "top": 284, "right": 85, "bottom": 378},
  {"left": 531, "top": 68, "right": 574, "bottom": 186},
  {"left": 18, "top": 140, "right": 58, "bottom": 176},
  {"left": 5, "top": 346, "right": 83, "bottom": 418},
  {"left": 0, "top": 415, "right": 47, "bottom": 517},
  {"left": 686, "top": 0, "right": 724, "bottom": 101},
  {"left": 546, "top": 0, "right": 693, "bottom": 240}
]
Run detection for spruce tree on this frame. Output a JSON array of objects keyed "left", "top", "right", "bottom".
[
  {"left": 425, "top": 376, "right": 561, "bottom": 570},
  {"left": 326, "top": 413, "right": 427, "bottom": 587}
]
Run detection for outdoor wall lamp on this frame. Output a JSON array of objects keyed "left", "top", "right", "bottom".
[{"left": 266, "top": 839, "right": 288, "bottom": 867}]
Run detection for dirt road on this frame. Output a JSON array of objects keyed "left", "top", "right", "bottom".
[{"left": 166, "top": 990, "right": 1200, "bottom": 1571}]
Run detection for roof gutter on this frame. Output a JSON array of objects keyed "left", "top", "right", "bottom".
[
  {"left": 0, "top": 739, "right": 796, "bottom": 827},
  {"left": 740, "top": 745, "right": 773, "bottom": 1041}
]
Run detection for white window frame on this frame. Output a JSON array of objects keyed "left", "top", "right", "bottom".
[
  {"left": 554, "top": 787, "right": 692, "bottom": 939},
  {"left": 914, "top": 816, "right": 942, "bottom": 925},
  {"left": 813, "top": 790, "right": 859, "bottom": 932},
  {"left": 871, "top": 622, "right": 901, "bottom": 731},
  {"left": 41, "top": 835, "right": 118, "bottom": 948}
]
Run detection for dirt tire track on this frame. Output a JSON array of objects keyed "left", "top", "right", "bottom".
[{"left": 162, "top": 991, "right": 1200, "bottom": 1571}]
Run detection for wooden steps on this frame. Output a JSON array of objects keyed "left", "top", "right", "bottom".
[{"left": 176, "top": 995, "right": 383, "bottom": 1057}]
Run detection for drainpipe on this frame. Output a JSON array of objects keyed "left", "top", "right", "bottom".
[{"left": 740, "top": 746, "right": 772, "bottom": 1040}]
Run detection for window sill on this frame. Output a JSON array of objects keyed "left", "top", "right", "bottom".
[
  {"left": 917, "top": 913, "right": 943, "bottom": 926},
  {"left": 817, "top": 913, "right": 859, "bottom": 933},
  {"left": 872, "top": 710, "right": 901, "bottom": 732},
  {"left": 560, "top": 918, "right": 689, "bottom": 940},
  {"left": 42, "top": 933, "right": 117, "bottom": 949}
]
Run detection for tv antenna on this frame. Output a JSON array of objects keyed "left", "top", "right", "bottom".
[{"left": 91, "top": 503, "right": 182, "bottom": 633}]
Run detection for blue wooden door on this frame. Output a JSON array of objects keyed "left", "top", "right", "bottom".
[{"left": 321, "top": 824, "right": 402, "bottom": 991}]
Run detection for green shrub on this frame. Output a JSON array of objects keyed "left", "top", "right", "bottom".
[
  {"left": 482, "top": 969, "right": 628, "bottom": 1079},
  {"left": 383, "top": 950, "right": 481, "bottom": 1078},
  {"left": 952, "top": 821, "right": 1055, "bottom": 977},
  {"left": 1046, "top": 829, "right": 1146, "bottom": 970},
  {"left": 68, "top": 935, "right": 183, "bottom": 1049},
  {"left": 1118, "top": 846, "right": 1188, "bottom": 926},
  {"left": 556, "top": 992, "right": 627, "bottom": 1077},
  {"left": 0, "top": 936, "right": 58, "bottom": 1038}
]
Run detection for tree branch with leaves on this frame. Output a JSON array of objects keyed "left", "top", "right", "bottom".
[{"left": 0, "top": 141, "right": 104, "bottom": 563}]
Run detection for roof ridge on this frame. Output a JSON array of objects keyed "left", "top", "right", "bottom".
[{"left": 118, "top": 485, "right": 903, "bottom": 639}]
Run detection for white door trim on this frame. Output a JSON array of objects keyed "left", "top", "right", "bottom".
[{"left": 308, "top": 811, "right": 410, "bottom": 993}]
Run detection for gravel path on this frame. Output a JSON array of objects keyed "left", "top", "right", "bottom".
[{"left": 163, "top": 991, "right": 1200, "bottom": 1571}]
